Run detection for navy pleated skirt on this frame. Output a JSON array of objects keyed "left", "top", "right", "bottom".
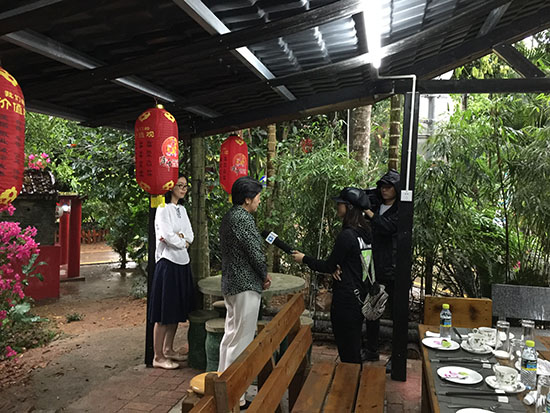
[{"left": 148, "top": 258, "right": 195, "bottom": 324}]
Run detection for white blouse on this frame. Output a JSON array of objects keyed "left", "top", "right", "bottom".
[{"left": 154, "top": 203, "right": 194, "bottom": 265}]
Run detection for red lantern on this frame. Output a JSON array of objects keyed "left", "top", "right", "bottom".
[
  {"left": 219, "top": 134, "right": 248, "bottom": 196},
  {"left": 0, "top": 67, "right": 25, "bottom": 206},
  {"left": 135, "top": 104, "right": 179, "bottom": 207}
]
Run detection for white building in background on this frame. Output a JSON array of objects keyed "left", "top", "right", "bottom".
[{"left": 417, "top": 71, "right": 455, "bottom": 159}]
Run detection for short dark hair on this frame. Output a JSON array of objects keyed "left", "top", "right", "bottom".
[
  {"left": 231, "top": 176, "right": 262, "bottom": 206},
  {"left": 164, "top": 176, "right": 188, "bottom": 205}
]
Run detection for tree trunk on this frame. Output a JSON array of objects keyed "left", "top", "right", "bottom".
[
  {"left": 351, "top": 105, "right": 372, "bottom": 167},
  {"left": 190, "top": 136, "right": 210, "bottom": 308},
  {"left": 265, "top": 124, "right": 277, "bottom": 272},
  {"left": 389, "top": 95, "right": 401, "bottom": 170}
]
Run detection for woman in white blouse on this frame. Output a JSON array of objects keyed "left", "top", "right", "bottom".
[{"left": 148, "top": 176, "right": 195, "bottom": 369}]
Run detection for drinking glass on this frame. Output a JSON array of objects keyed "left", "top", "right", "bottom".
[
  {"left": 496, "top": 320, "right": 510, "bottom": 353},
  {"left": 536, "top": 375, "right": 550, "bottom": 413},
  {"left": 510, "top": 338, "right": 523, "bottom": 361},
  {"left": 522, "top": 319, "right": 536, "bottom": 342}
]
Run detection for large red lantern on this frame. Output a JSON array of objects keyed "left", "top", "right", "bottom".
[
  {"left": 135, "top": 104, "right": 179, "bottom": 207},
  {"left": 219, "top": 134, "right": 248, "bottom": 197},
  {"left": 0, "top": 67, "right": 25, "bottom": 206}
]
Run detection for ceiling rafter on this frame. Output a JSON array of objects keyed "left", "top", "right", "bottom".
[
  {"left": 22, "top": 0, "right": 365, "bottom": 99},
  {"left": 493, "top": 43, "right": 546, "bottom": 78},
  {"left": 78, "top": 0, "right": 521, "bottom": 132},
  {"left": 0, "top": 0, "right": 106, "bottom": 37},
  {"left": 174, "top": 0, "right": 296, "bottom": 101},
  {"left": 410, "top": 5, "right": 550, "bottom": 81},
  {"left": 2, "top": 30, "right": 220, "bottom": 118}
]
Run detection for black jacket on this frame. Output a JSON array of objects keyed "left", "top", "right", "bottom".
[
  {"left": 371, "top": 169, "right": 400, "bottom": 281},
  {"left": 303, "top": 225, "right": 371, "bottom": 310}
]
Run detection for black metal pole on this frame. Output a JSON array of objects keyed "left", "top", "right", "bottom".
[
  {"left": 391, "top": 92, "right": 420, "bottom": 381},
  {"left": 144, "top": 205, "right": 156, "bottom": 367}
]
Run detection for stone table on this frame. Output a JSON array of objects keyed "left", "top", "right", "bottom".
[{"left": 197, "top": 272, "right": 306, "bottom": 301}]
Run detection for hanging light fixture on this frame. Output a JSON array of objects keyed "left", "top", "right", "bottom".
[
  {"left": 134, "top": 104, "right": 179, "bottom": 208},
  {"left": 0, "top": 67, "right": 25, "bottom": 206}
]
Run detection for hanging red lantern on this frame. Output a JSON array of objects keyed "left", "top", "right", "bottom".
[
  {"left": 301, "top": 138, "right": 313, "bottom": 153},
  {"left": 0, "top": 67, "right": 25, "bottom": 206},
  {"left": 135, "top": 104, "right": 179, "bottom": 207},
  {"left": 219, "top": 134, "right": 248, "bottom": 196}
]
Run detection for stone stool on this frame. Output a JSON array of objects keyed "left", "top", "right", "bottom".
[
  {"left": 188, "top": 309, "right": 218, "bottom": 370},
  {"left": 205, "top": 318, "right": 226, "bottom": 372},
  {"left": 212, "top": 300, "right": 227, "bottom": 318},
  {"left": 300, "top": 315, "right": 314, "bottom": 365}
]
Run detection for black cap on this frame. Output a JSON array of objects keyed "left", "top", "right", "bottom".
[{"left": 332, "top": 187, "right": 370, "bottom": 209}]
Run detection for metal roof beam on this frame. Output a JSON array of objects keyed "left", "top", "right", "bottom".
[
  {"left": 181, "top": 83, "right": 377, "bottom": 137},
  {"left": 23, "top": 0, "right": 364, "bottom": 98},
  {"left": 2, "top": 30, "right": 220, "bottom": 118},
  {"left": 166, "top": 0, "right": 513, "bottom": 109},
  {"left": 173, "top": 0, "right": 296, "bottom": 101},
  {"left": 492, "top": 43, "right": 546, "bottom": 78},
  {"left": 478, "top": 2, "right": 511, "bottom": 37},
  {"left": 378, "top": 78, "right": 550, "bottom": 94}
]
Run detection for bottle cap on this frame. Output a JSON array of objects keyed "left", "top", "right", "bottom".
[
  {"left": 526, "top": 340, "right": 535, "bottom": 347},
  {"left": 442, "top": 304, "right": 449, "bottom": 310}
]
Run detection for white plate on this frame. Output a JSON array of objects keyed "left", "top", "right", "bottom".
[
  {"left": 456, "top": 409, "right": 494, "bottom": 413},
  {"left": 460, "top": 340, "right": 493, "bottom": 355},
  {"left": 437, "top": 366, "right": 484, "bottom": 384},
  {"left": 492, "top": 349, "right": 510, "bottom": 359},
  {"left": 422, "top": 337, "right": 460, "bottom": 351},
  {"left": 485, "top": 375, "right": 526, "bottom": 393}
]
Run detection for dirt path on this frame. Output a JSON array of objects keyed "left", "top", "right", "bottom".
[{"left": 0, "top": 264, "right": 154, "bottom": 412}]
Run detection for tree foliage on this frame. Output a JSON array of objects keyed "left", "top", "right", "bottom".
[{"left": 414, "top": 93, "right": 550, "bottom": 297}]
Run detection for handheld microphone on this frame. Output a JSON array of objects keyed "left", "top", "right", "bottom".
[{"left": 260, "top": 230, "right": 294, "bottom": 254}]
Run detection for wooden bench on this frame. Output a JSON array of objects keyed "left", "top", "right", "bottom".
[{"left": 188, "top": 293, "right": 385, "bottom": 413}]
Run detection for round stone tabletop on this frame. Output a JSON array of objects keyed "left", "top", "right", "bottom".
[{"left": 198, "top": 273, "right": 305, "bottom": 299}]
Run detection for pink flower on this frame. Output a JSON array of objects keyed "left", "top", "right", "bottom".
[
  {"left": 41, "top": 153, "right": 49, "bottom": 158},
  {"left": 28, "top": 154, "right": 35, "bottom": 160},
  {"left": 5, "top": 346, "right": 17, "bottom": 358}
]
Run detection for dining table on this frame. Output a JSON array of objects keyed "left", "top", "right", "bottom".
[{"left": 419, "top": 324, "right": 550, "bottom": 413}]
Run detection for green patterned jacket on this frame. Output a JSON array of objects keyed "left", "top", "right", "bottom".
[{"left": 220, "top": 205, "right": 267, "bottom": 296}]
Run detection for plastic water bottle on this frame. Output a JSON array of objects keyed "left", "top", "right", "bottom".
[
  {"left": 439, "top": 303, "right": 452, "bottom": 339},
  {"left": 521, "top": 340, "right": 537, "bottom": 390},
  {"left": 546, "top": 390, "right": 550, "bottom": 413}
]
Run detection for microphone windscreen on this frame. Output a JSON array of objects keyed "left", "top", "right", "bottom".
[{"left": 260, "top": 230, "right": 294, "bottom": 254}]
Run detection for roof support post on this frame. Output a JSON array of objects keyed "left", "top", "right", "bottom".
[{"left": 391, "top": 91, "right": 419, "bottom": 382}]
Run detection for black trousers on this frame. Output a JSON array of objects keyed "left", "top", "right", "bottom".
[
  {"left": 364, "top": 279, "right": 394, "bottom": 353},
  {"left": 331, "top": 304, "right": 363, "bottom": 364}
]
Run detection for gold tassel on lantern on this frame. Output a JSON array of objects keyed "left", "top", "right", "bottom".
[{"left": 151, "top": 195, "right": 165, "bottom": 208}]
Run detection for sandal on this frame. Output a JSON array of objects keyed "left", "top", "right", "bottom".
[{"left": 152, "top": 359, "right": 179, "bottom": 369}]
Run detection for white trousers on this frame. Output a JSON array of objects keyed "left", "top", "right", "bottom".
[{"left": 218, "top": 290, "right": 261, "bottom": 372}]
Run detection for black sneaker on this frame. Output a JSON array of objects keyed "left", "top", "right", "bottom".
[
  {"left": 361, "top": 348, "right": 380, "bottom": 362},
  {"left": 240, "top": 400, "right": 252, "bottom": 411}
]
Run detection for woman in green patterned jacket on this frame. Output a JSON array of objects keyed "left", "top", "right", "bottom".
[{"left": 217, "top": 176, "right": 271, "bottom": 410}]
